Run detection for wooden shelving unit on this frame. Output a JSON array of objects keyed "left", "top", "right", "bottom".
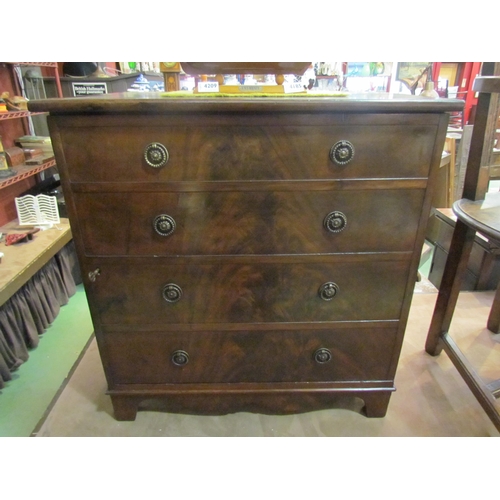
[
  {"left": 0, "top": 63, "right": 66, "bottom": 302},
  {"left": 0, "top": 110, "right": 46, "bottom": 121},
  {"left": 0, "top": 108, "right": 56, "bottom": 192},
  {"left": 1, "top": 63, "right": 61, "bottom": 226},
  {"left": 6, "top": 62, "right": 63, "bottom": 99}
]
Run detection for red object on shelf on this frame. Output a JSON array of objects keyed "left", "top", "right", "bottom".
[{"left": 4, "top": 228, "right": 39, "bottom": 246}]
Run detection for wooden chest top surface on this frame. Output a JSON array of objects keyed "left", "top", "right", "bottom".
[{"left": 28, "top": 91, "right": 464, "bottom": 116}]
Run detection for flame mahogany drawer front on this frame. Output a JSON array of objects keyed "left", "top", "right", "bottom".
[
  {"left": 101, "top": 327, "right": 399, "bottom": 385},
  {"left": 86, "top": 258, "right": 410, "bottom": 326},
  {"left": 34, "top": 93, "right": 461, "bottom": 420},
  {"left": 74, "top": 189, "right": 425, "bottom": 256},
  {"left": 56, "top": 114, "right": 438, "bottom": 182}
]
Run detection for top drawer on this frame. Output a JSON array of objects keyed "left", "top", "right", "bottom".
[{"left": 54, "top": 114, "right": 439, "bottom": 182}]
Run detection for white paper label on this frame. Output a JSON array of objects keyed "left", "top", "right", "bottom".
[
  {"left": 283, "top": 82, "right": 304, "bottom": 94},
  {"left": 197, "top": 81, "right": 219, "bottom": 93}
]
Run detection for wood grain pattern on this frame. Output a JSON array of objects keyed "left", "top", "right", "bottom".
[
  {"left": 58, "top": 120, "right": 437, "bottom": 182},
  {"left": 101, "top": 327, "right": 398, "bottom": 384},
  {"left": 85, "top": 258, "right": 410, "bottom": 325},
  {"left": 75, "top": 189, "right": 425, "bottom": 256},
  {"left": 36, "top": 93, "right": 459, "bottom": 420}
]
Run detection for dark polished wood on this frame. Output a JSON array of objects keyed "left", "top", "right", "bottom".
[
  {"left": 102, "top": 327, "right": 398, "bottom": 385},
  {"left": 31, "top": 92, "right": 461, "bottom": 421},
  {"left": 86, "top": 257, "right": 410, "bottom": 325},
  {"left": 108, "top": 387, "right": 395, "bottom": 421},
  {"left": 75, "top": 189, "right": 424, "bottom": 256},
  {"left": 29, "top": 92, "right": 465, "bottom": 115},
  {"left": 54, "top": 115, "right": 439, "bottom": 182}
]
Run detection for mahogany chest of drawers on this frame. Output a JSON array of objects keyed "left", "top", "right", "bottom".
[{"left": 30, "top": 93, "right": 463, "bottom": 421}]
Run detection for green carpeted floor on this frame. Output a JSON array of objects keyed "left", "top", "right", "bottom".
[{"left": 0, "top": 284, "right": 94, "bottom": 437}]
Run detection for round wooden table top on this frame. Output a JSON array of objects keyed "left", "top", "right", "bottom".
[{"left": 453, "top": 191, "right": 500, "bottom": 245}]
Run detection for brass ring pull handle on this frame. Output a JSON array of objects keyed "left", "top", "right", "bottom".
[
  {"left": 144, "top": 142, "right": 169, "bottom": 168},
  {"left": 162, "top": 283, "right": 183, "bottom": 303},
  {"left": 314, "top": 348, "right": 332, "bottom": 364},
  {"left": 153, "top": 214, "right": 176, "bottom": 236},
  {"left": 318, "top": 282, "right": 339, "bottom": 301},
  {"left": 324, "top": 211, "right": 347, "bottom": 233},
  {"left": 171, "top": 350, "right": 189, "bottom": 366},
  {"left": 330, "top": 140, "right": 355, "bottom": 165}
]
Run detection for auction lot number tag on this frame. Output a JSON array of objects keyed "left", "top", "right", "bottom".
[
  {"left": 283, "top": 82, "right": 304, "bottom": 93},
  {"left": 198, "top": 81, "right": 220, "bottom": 93}
]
